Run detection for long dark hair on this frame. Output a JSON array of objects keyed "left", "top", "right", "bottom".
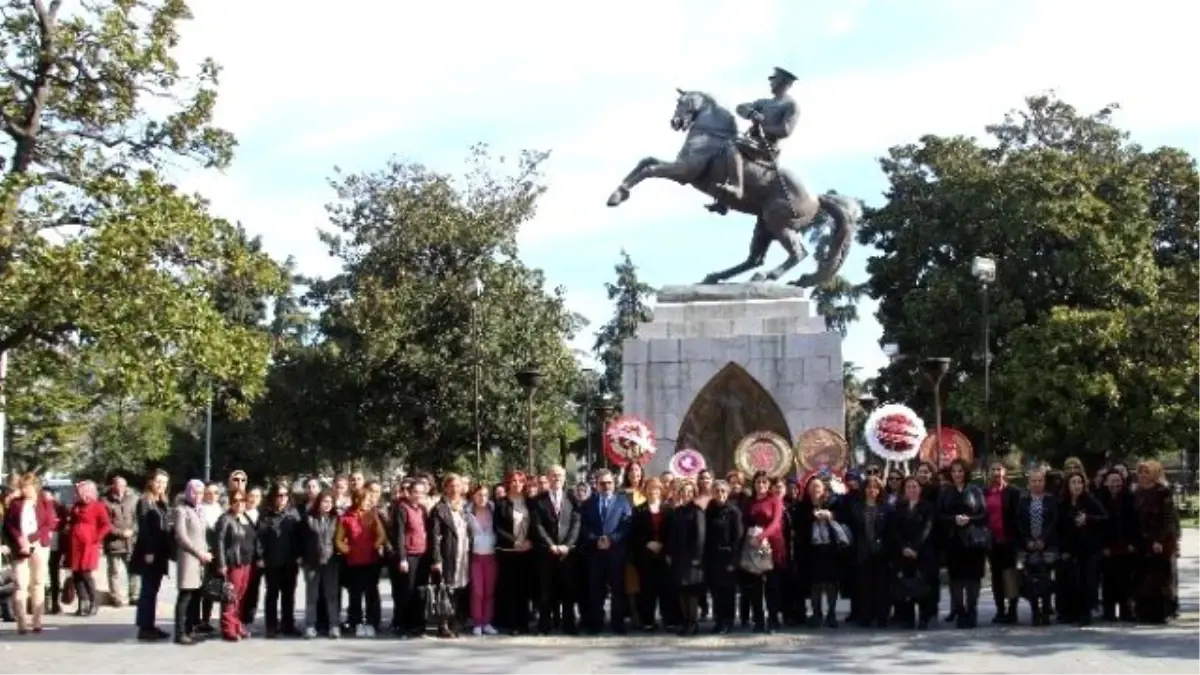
[{"left": 309, "top": 489, "right": 335, "bottom": 517}]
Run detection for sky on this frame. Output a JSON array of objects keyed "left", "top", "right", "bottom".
[{"left": 172, "top": 0, "right": 1197, "bottom": 379}]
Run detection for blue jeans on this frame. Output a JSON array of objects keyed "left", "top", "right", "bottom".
[{"left": 136, "top": 572, "right": 164, "bottom": 629}]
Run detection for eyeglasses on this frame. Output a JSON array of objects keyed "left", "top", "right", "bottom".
[
  {"left": 598, "top": 481, "right": 614, "bottom": 487},
  {"left": 231, "top": 477, "right": 246, "bottom": 483},
  {"left": 232, "top": 498, "right": 246, "bottom": 504}
]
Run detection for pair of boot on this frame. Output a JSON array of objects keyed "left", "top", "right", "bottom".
[
  {"left": 992, "top": 600, "right": 1018, "bottom": 624},
  {"left": 677, "top": 595, "right": 700, "bottom": 636}
]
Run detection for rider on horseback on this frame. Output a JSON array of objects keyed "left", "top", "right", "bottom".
[{"left": 708, "top": 67, "right": 799, "bottom": 215}]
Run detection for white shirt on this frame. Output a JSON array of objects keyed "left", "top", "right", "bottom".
[
  {"left": 200, "top": 502, "right": 223, "bottom": 529},
  {"left": 550, "top": 490, "right": 563, "bottom": 511},
  {"left": 20, "top": 501, "right": 37, "bottom": 538}
]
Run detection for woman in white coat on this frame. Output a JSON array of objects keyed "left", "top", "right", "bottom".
[{"left": 174, "top": 480, "right": 213, "bottom": 645}]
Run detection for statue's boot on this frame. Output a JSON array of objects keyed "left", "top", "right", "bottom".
[{"left": 706, "top": 183, "right": 742, "bottom": 215}]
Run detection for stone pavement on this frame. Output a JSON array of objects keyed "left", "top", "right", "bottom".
[{"left": 2, "top": 530, "right": 1197, "bottom": 674}]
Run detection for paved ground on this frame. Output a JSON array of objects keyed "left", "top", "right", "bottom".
[{"left": 2, "top": 530, "right": 1197, "bottom": 674}]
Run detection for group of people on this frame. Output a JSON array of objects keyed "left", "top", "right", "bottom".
[{"left": 0, "top": 455, "right": 1184, "bottom": 645}]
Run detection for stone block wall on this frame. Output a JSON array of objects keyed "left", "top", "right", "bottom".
[{"left": 622, "top": 297, "right": 844, "bottom": 476}]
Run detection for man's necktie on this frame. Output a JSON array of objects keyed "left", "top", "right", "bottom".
[{"left": 600, "top": 497, "right": 608, "bottom": 521}]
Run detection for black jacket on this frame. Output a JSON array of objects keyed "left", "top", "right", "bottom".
[
  {"left": 937, "top": 484, "right": 987, "bottom": 549},
  {"left": 889, "top": 499, "right": 936, "bottom": 571},
  {"left": 257, "top": 506, "right": 303, "bottom": 569},
  {"left": 429, "top": 501, "right": 472, "bottom": 584},
  {"left": 630, "top": 502, "right": 673, "bottom": 568},
  {"left": 1058, "top": 493, "right": 1108, "bottom": 555},
  {"left": 130, "top": 497, "right": 172, "bottom": 576},
  {"left": 301, "top": 512, "right": 338, "bottom": 568},
  {"left": 531, "top": 492, "right": 580, "bottom": 552},
  {"left": 704, "top": 500, "right": 744, "bottom": 579},
  {"left": 1016, "top": 493, "right": 1061, "bottom": 551},
  {"left": 1098, "top": 489, "right": 1137, "bottom": 554},
  {"left": 846, "top": 499, "right": 891, "bottom": 563},
  {"left": 214, "top": 512, "right": 257, "bottom": 569},
  {"left": 985, "top": 483, "right": 1022, "bottom": 543},
  {"left": 666, "top": 502, "right": 706, "bottom": 588}
]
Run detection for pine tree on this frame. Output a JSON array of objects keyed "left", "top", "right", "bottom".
[{"left": 593, "top": 251, "right": 655, "bottom": 409}]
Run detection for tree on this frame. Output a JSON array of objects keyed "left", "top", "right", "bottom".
[
  {"left": 307, "top": 145, "right": 584, "bottom": 474},
  {"left": 1, "top": 0, "right": 286, "bottom": 416},
  {"left": 593, "top": 250, "right": 654, "bottom": 409},
  {"left": 805, "top": 207, "right": 868, "bottom": 336},
  {"left": 859, "top": 93, "right": 1199, "bottom": 467}
]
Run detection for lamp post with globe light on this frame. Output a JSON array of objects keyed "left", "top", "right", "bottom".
[
  {"left": 920, "top": 357, "right": 952, "bottom": 469},
  {"left": 515, "top": 366, "right": 542, "bottom": 473},
  {"left": 470, "top": 275, "right": 485, "bottom": 473},
  {"left": 971, "top": 256, "right": 996, "bottom": 464}
]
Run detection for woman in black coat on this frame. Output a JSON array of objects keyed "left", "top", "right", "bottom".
[
  {"left": 1057, "top": 471, "right": 1107, "bottom": 625},
  {"left": 936, "top": 459, "right": 988, "bottom": 628},
  {"left": 666, "top": 481, "right": 706, "bottom": 636},
  {"left": 792, "top": 476, "right": 846, "bottom": 628},
  {"left": 847, "top": 475, "right": 891, "bottom": 628},
  {"left": 1015, "top": 469, "right": 1060, "bottom": 625},
  {"left": 704, "top": 480, "right": 743, "bottom": 635},
  {"left": 890, "top": 476, "right": 938, "bottom": 630},
  {"left": 630, "top": 477, "right": 674, "bottom": 631},
  {"left": 1097, "top": 469, "right": 1137, "bottom": 621}
]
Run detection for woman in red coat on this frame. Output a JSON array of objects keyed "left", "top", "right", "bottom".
[
  {"left": 742, "top": 470, "right": 786, "bottom": 633},
  {"left": 65, "top": 480, "right": 111, "bottom": 616}
]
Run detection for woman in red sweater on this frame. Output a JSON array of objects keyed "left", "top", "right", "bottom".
[
  {"left": 65, "top": 480, "right": 111, "bottom": 617},
  {"left": 741, "top": 470, "right": 785, "bottom": 634},
  {"left": 335, "top": 488, "right": 387, "bottom": 637}
]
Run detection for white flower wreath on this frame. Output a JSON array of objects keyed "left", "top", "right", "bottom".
[{"left": 864, "top": 403, "right": 927, "bottom": 462}]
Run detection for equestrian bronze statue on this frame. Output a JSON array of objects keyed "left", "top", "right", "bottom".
[{"left": 606, "top": 68, "right": 859, "bottom": 288}]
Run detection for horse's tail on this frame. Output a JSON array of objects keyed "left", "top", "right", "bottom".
[{"left": 793, "top": 193, "right": 861, "bottom": 288}]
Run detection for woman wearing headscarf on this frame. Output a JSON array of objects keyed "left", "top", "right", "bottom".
[
  {"left": 174, "top": 479, "right": 214, "bottom": 645},
  {"left": 65, "top": 480, "right": 111, "bottom": 617}
]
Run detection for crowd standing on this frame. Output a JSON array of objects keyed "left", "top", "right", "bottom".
[{"left": 0, "top": 456, "right": 1184, "bottom": 644}]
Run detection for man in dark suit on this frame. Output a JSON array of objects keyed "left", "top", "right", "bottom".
[
  {"left": 580, "top": 468, "right": 633, "bottom": 634},
  {"left": 532, "top": 465, "right": 580, "bottom": 634}
]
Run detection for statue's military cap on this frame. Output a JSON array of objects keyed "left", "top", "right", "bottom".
[{"left": 771, "top": 67, "right": 798, "bottom": 83}]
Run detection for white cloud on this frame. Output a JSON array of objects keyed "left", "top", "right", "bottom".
[
  {"left": 165, "top": 0, "right": 1197, "bottom": 379},
  {"left": 794, "top": 0, "right": 1196, "bottom": 163}
]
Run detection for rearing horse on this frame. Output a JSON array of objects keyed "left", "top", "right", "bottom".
[{"left": 606, "top": 89, "right": 860, "bottom": 286}]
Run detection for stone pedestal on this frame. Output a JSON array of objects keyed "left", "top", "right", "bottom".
[{"left": 621, "top": 284, "right": 844, "bottom": 477}]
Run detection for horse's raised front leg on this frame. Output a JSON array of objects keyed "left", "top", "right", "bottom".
[
  {"left": 749, "top": 220, "right": 808, "bottom": 282},
  {"left": 607, "top": 157, "right": 660, "bottom": 207},
  {"left": 607, "top": 155, "right": 706, "bottom": 207},
  {"left": 701, "top": 220, "right": 772, "bottom": 284}
]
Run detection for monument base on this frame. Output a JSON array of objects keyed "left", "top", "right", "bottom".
[{"left": 622, "top": 285, "right": 845, "bottom": 478}]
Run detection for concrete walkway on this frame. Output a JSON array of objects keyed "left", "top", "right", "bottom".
[{"left": 2, "top": 530, "right": 1196, "bottom": 674}]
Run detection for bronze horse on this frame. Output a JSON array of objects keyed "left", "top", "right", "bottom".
[{"left": 606, "top": 90, "right": 859, "bottom": 286}]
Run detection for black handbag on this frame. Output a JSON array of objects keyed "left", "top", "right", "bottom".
[
  {"left": 202, "top": 574, "right": 234, "bottom": 603},
  {"left": 962, "top": 524, "right": 992, "bottom": 551},
  {"left": 890, "top": 571, "right": 930, "bottom": 602},
  {"left": 421, "top": 583, "right": 456, "bottom": 621}
]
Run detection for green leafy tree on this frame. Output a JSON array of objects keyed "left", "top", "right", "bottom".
[
  {"left": 307, "top": 145, "right": 583, "bottom": 474},
  {"left": 593, "top": 250, "right": 654, "bottom": 409},
  {"left": 859, "top": 93, "right": 1199, "bottom": 466},
  {"left": 1, "top": 0, "right": 286, "bottom": 417}
]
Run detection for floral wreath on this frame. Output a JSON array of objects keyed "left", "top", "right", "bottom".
[
  {"left": 668, "top": 448, "right": 707, "bottom": 478},
  {"left": 799, "top": 465, "right": 848, "bottom": 496},
  {"left": 864, "top": 403, "right": 926, "bottom": 462},
  {"left": 603, "top": 415, "right": 657, "bottom": 467}
]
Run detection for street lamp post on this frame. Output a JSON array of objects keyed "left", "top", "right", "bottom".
[
  {"left": 470, "top": 276, "right": 484, "bottom": 473},
  {"left": 580, "top": 368, "right": 596, "bottom": 471},
  {"left": 920, "top": 357, "right": 952, "bottom": 470},
  {"left": 592, "top": 398, "right": 615, "bottom": 470},
  {"left": 971, "top": 256, "right": 996, "bottom": 464},
  {"left": 856, "top": 393, "right": 878, "bottom": 469},
  {"left": 515, "top": 367, "right": 543, "bottom": 473},
  {"left": 204, "top": 391, "right": 213, "bottom": 483}
]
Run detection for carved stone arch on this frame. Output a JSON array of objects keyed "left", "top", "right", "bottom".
[{"left": 674, "top": 362, "right": 791, "bottom": 477}]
